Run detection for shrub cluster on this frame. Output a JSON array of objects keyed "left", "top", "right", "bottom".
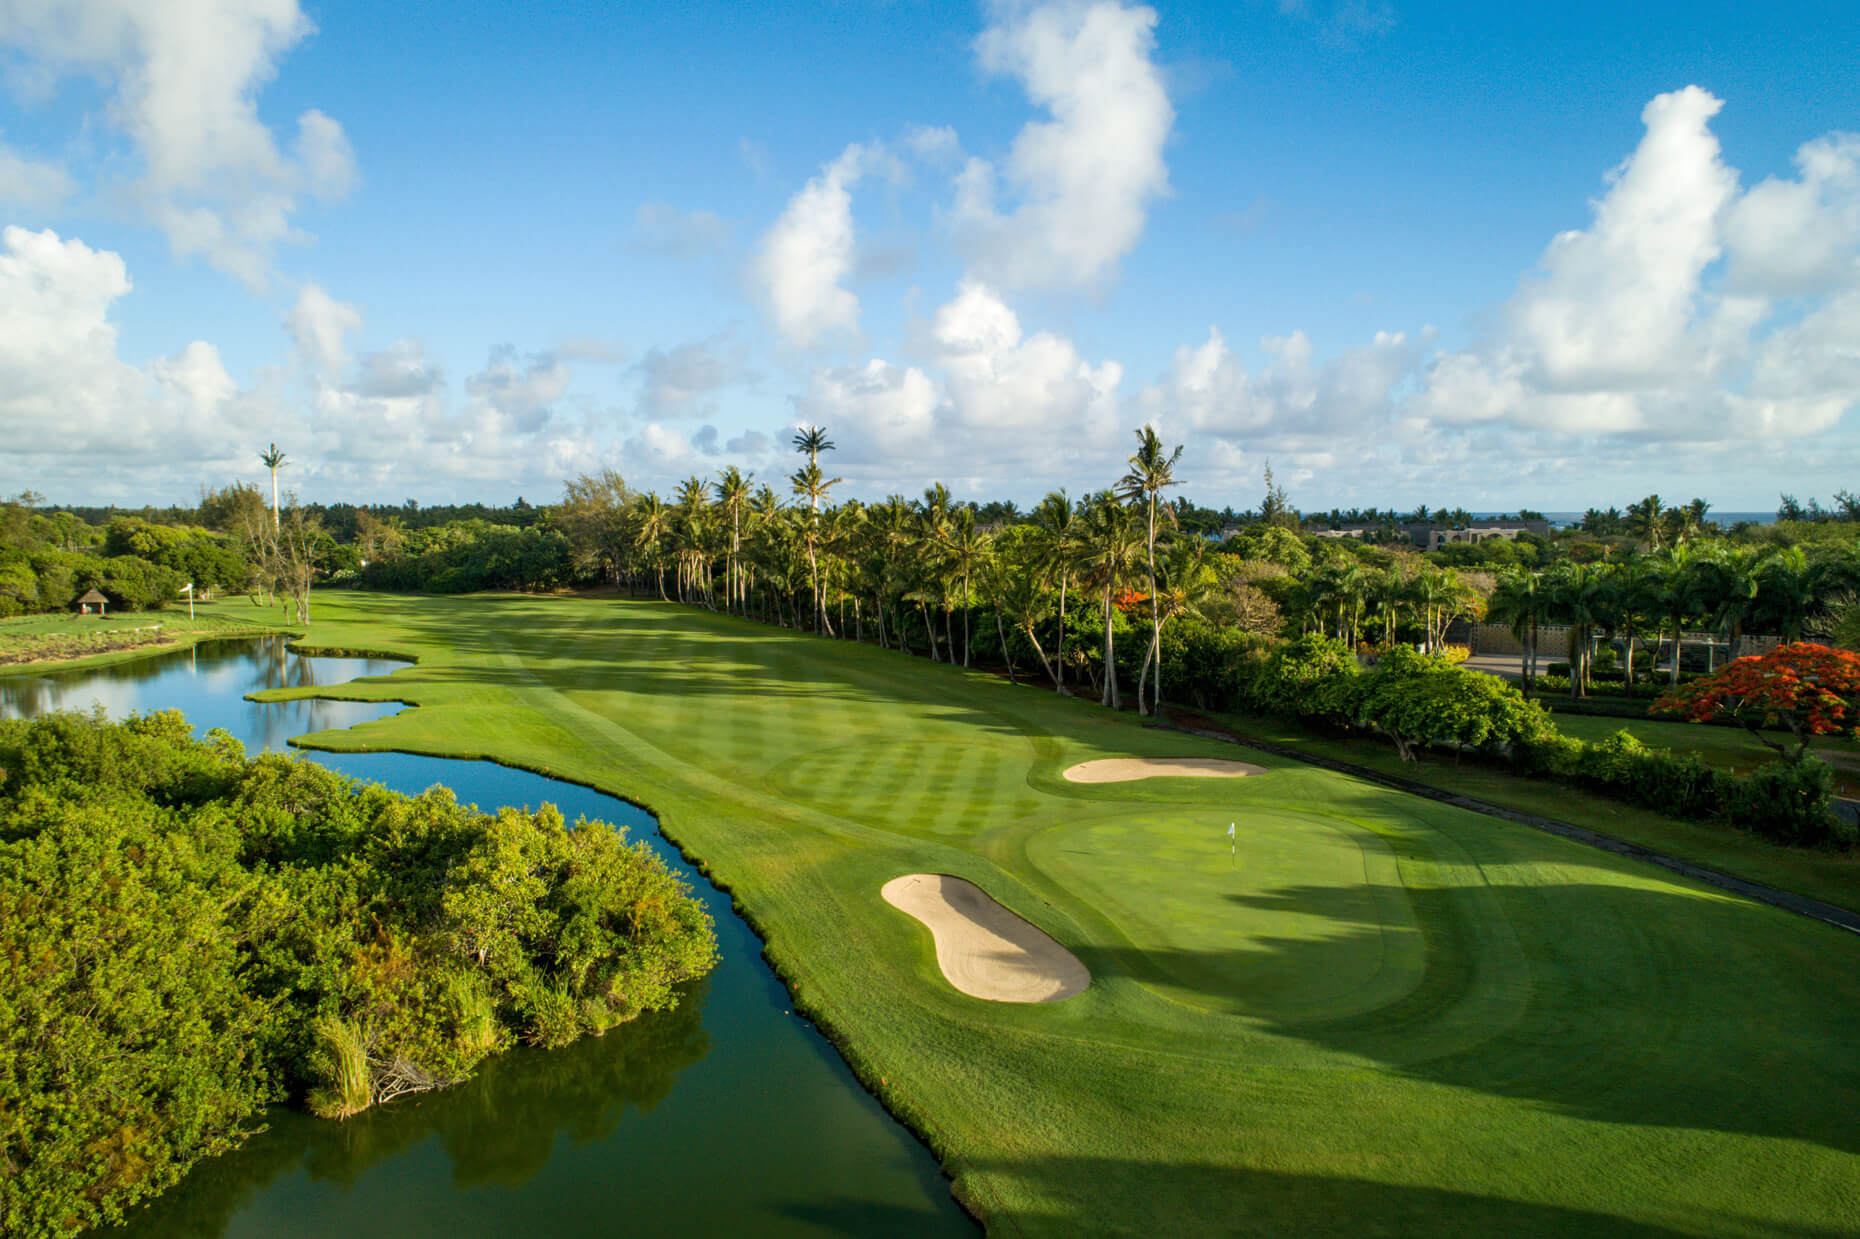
[
  {"left": 1513, "top": 728, "right": 1843, "bottom": 847},
  {"left": 1240, "top": 637, "right": 1845, "bottom": 847},
  {"left": 0, "top": 711, "right": 716, "bottom": 1238}
]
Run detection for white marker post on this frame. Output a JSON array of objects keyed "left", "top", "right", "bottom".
[
  {"left": 1227, "top": 822, "right": 1236, "bottom": 867},
  {"left": 181, "top": 581, "right": 195, "bottom": 620}
]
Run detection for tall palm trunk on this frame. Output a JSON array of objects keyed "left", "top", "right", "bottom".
[
  {"left": 1101, "top": 583, "right": 1120, "bottom": 710},
  {"left": 1142, "top": 497, "right": 1159, "bottom": 716},
  {"left": 963, "top": 577, "right": 972, "bottom": 667},
  {"left": 1056, "top": 571, "right": 1069, "bottom": 693}
]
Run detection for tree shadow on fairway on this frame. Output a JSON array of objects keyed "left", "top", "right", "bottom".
[
  {"left": 327, "top": 597, "right": 1061, "bottom": 765},
  {"left": 797, "top": 1155, "right": 1853, "bottom": 1239},
  {"left": 1077, "top": 871, "right": 1860, "bottom": 1157}
]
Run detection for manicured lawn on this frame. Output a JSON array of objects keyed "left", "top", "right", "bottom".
[
  {"left": 1214, "top": 709, "right": 1860, "bottom": 914},
  {"left": 219, "top": 591, "right": 1860, "bottom": 1237}
]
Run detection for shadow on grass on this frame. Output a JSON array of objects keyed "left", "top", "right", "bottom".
[
  {"left": 780, "top": 1154, "right": 1854, "bottom": 1239},
  {"left": 1072, "top": 864, "right": 1860, "bottom": 1157}
]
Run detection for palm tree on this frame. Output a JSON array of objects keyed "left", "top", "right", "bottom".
[
  {"left": 1366, "top": 565, "right": 1409, "bottom": 647},
  {"left": 1607, "top": 559, "right": 1662, "bottom": 685},
  {"left": 1628, "top": 494, "right": 1666, "bottom": 550},
  {"left": 790, "top": 459, "right": 843, "bottom": 634},
  {"left": 939, "top": 506, "right": 992, "bottom": 666},
  {"left": 634, "top": 492, "right": 673, "bottom": 600},
  {"left": 1753, "top": 546, "right": 1817, "bottom": 642},
  {"left": 1136, "top": 537, "right": 1218, "bottom": 708},
  {"left": 713, "top": 466, "right": 753, "bottom": 613},
  {"left": 1116, "top": 426, "right": 1184, "bottom": 715},
  {"left": 260, "top": 443, "right": 288, "bottom": 530},
  {"left": 1486, "top": 568, "right": 1551, "bottom": 695},
  {"left": 1078, "top": 492, "right": 1143, "bottom": 710},
  {"left": 1031, "top": 490, "right": 1082, "bottom": 694},
  {"left": 1549, "top": 562, "right": 1610, "bottom": 697},
  {"left": 984, "top": 551, "right": 1059, "bottom": 687}
]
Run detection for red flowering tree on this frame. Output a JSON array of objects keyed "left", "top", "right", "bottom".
[{"left": 1654, "top": 642, "right": 1860, "bottom": 763}]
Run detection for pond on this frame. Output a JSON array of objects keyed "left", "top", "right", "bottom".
[{"left": 2, "top": 637, "right": 973, "bottom": 1238}]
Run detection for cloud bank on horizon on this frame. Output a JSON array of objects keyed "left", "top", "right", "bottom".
[{"left": 0, "top": 0, "right": 1854, "bottom": 510}]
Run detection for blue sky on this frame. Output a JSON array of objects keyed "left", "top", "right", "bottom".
[{"left": 0, "top": 0, "right": 1855, "bottom": 513}]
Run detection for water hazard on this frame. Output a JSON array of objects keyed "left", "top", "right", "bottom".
[{"left": 2, "top": 637, "right": 973, "bottom": 1238}]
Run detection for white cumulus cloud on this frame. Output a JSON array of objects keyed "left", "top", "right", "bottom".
[
  {"left": 952, "top": 0, "right": 1173, "bottom": 292},
  {"left": 751, "top": 142, "right": 877, "bottom": 348},
  {"left": 0, "top": 0, "right": 356, "bottom": 288}
]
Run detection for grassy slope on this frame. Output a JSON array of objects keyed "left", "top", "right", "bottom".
[{"left": 228, "top": 591, "right": 1860, "bottom": 1238}]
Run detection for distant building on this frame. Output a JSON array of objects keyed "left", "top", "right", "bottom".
[
  {"left": 76, "top": 588, "right": 109, "bottom": 615},
  {"left": 1312, "top": 527, "right": 1372, "bottom": 540},
  {"left": 1407, "top": 518, "right": 1550, "bottom": 550}
]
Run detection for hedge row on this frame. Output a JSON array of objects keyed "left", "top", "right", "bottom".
[{"left": 1241, "top": 635, "right": 1846, "bottom": 849}]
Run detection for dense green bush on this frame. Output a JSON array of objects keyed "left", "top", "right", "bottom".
[
  {"left": 1251, "top": 633, "right": 1357, "bottom": 718},
  {"left": 1158, "top": 617, "right": 1272, "bottom": 713},
  {"left": 1510, "top": 726, "right": 1841, "bottom": 845},
  {"left": 357, "top": 521, "right": 576, "bottom": 594},
  {"left": 0, "top": 711, "right": 716, "bottom": 1238},
  {"left": 1327, "top": 646, "right": 1551, "bottom": 762},
  {"left": 1720, "top": 760, "right": 1844, "bottom": 848}
]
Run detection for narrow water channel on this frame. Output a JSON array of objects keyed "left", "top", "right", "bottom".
[{"left": 2, "top": 637, "right": 974, "bottom": 1238}]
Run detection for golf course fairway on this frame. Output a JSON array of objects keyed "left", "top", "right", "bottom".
[{"left": 236, "top": 591, "right": 1860, "bottom": 1238}]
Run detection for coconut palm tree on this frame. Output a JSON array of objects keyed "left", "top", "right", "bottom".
[
  {"left": 1078, "top": 491, "right": 1143, "bottom": 710},
  {"left": 634, "top": 492, "right": 673, "bottom": 601},
  {"left": 1549, "top": 562, "right": 1611, "bottom": 697},
  {"left": 1135, "top": 537, "right": 1218, "bottom": 708},
  {"left": 790, "top": 460, "right": 842, "bottom": 634},
  {"left": 938, "top": 506, "right": 992, "bottom": 666},
  {"left": 1486, "top": 568, "right": 1553, "bottom": 695},
  {"left": 260, "top": 443, "right": 288, "bottom": 530},
  {"left": 1031, "top": 491, "right": 1082, "bottom": 694},
  {"left": 713, "top": 466, "right": 753, "bottom": 613},
  {"left": 1116, "top": 426, "right": 1184, "bottom": 715}
]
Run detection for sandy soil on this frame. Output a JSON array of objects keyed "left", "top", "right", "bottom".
[
  {"left": 1062, "top": 756, "right": 1267, "bottom": 783},
  {"left": 881, "top": 874, "right": 1089, "bottom": 1003}
]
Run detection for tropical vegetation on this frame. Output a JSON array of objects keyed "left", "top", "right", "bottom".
[{"left": 0, "top": 709, "right": 715, "bottom": 1239}]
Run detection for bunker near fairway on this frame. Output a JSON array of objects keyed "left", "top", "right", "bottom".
[
  {"left": 1062, "top": 756, "right": 1267, "bottom": 783},
  {"left": 882, "top": 874, "right": 1089, "bottom": 1003}
]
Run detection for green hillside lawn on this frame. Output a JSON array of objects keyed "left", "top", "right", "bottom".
[{"left": 217, "top": 591, "right": 1859, "bottom": 1237}]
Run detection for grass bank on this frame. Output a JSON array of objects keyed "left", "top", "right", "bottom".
[
  {"left": 212, "top": 591, "right": 1860, "bottom": 1238},
  {"left": 0, "top": 608, "right": 288, "bottom": 677}
]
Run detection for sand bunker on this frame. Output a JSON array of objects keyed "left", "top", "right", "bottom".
[
  {"left": 1062, "top": 757, "right": 1267, "bottom": 783},
  {"left": 882, "top": 874, "right": 1089, "bottom": 1003}
]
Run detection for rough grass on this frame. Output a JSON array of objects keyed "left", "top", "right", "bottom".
[
  {"left": 0, "top": 608, "right": 283, "bottom": 674},
  {"left": 220, "top": 591, "right": 1860, "bottom": 1238}
]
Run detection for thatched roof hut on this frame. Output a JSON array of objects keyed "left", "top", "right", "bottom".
[{"left": 76, "top": 588, "right": 109, "bottom": 616}]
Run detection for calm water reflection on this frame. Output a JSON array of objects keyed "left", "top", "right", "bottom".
[{"left": 1, "top": 638, "right": 971, "bottom": 1238}]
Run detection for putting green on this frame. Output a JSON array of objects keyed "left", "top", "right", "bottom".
[
  {"left": 1029, "top": 807, "right": 1423, "bottom": 1021},
  {"left": 225, "top": 592, "right": 1860, "bottom": 1239}
]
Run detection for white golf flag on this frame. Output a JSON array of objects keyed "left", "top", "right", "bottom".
[{"left": 1226, "top": 823, "right": 1235, "bottom": 838}]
